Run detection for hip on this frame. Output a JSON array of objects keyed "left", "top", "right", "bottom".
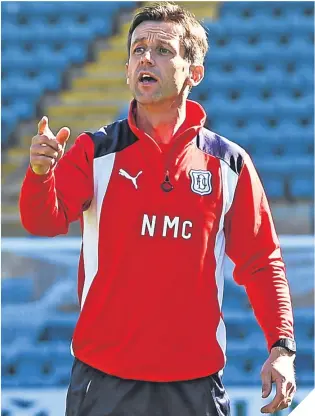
[{"left": 66, "top": 358, "right": 230, "bottom": 416}]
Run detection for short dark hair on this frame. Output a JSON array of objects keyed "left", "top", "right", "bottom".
[{"left": 128, "top": 1, "right": 209, "bottom": 65}]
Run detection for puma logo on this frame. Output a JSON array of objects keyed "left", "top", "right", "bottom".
[{"left": 119, "top": 169, "right": 142, "bottom": 189}]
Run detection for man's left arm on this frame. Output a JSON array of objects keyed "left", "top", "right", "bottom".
[{"left": 224, "top": 154, "right": 296, "bottom": 414}]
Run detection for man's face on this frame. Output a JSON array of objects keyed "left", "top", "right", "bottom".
[{"left": 126, "top": 21, "right": 196, "bottom": 105}]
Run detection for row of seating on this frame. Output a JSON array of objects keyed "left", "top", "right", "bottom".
[
  {"left": 220, "top": 1, "right": 313, "bottom": 17},
  {"left": 3, "top": 67, "right": 312, "bottom": 89},
  {"left": 2, "top": 43, "right": 88, "bottom": 67},
  {"left": 2, "top": 341, "right": 313, "bottom": 387},
  {"left": 209, "top": 32, "right": 313, "bottom": 45},
  {"left": 1, "top": 1, "right": 128, "bottom": 145},
  {"left": 204, "top": 96, "right": 313, "bottom": 118},
  {"left": 205, "top": 15, "right": 313, "bottom": 36},
  {"left": 2, "top": 306, "right": 313, "bottom": 347},
  {"left": 2, "top": 1, "right": 134, "bottom": 15},
  {"left": 2, "top": 20, "right": 112, "bottom": 42}
]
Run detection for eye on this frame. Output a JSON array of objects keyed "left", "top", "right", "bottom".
[
  {"left": 158, "top": 47, "right": 171, "bottom": 55},
  {"left": 133, "top": 46, "right": 145, "bottom": 55}
]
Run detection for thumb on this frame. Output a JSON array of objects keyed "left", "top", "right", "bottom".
[
  {"left": 261, "top": 372, "right": 272, "bottom": 398},
  {"left": 38, "top": 116, "right": 48, "bottom": 135},
  {"left": 56, "top": 127, "right": 71, "bottom": 146}
]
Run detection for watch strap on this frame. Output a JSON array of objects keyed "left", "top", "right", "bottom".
[{"left": 271, "top": 338, "right": 296, "bottom": 354}]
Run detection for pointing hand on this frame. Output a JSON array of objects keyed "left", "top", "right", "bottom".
[{"left": 30, "top": 116, "right": 70, "bottom": 175}]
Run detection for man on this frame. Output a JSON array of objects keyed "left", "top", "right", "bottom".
[{"left": 20, "top": 2, "right": 296, "bottom": 415}]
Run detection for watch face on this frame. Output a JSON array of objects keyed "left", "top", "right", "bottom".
[
  {"left": 288, "top": 339, "right": 297, "bottom": 352},
  {"left": 272, "top": 338, "right": 296, "bottom": 353},
  {"left": 282, "top": 339, "right": 296, "bottom": 352}
]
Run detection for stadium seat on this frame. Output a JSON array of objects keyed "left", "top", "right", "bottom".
[
  {"left": 222, "top": 281, "right": 250, "bottom": 311},
  {"left": 1, "top": 278, "right": 34, "bottom": 305},
  {"left": 294, "top": 349, "right": 314, "bottom": 385},
  {"left": 224, "top": 347, "right": 267, "bottom": 386},
  {"left": 36, "top": 314, "right": 77, "bottom": 343},
  {"left": 254, "top": 156, "right": 313, "bottom": 178},
  {"left": 290, "top": 178, "right": 314, "bottom": 200},
  {"left": 261, "top": 177, "right": 285, "bottom": 199}
]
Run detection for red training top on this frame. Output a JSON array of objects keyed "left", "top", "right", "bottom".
[{"left": 19, "top": 100, "right": 294, "bottom": 382}]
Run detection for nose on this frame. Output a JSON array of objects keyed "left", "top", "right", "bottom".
[{"left": 140, "top": 50, "right": 154, "bottom": 65}]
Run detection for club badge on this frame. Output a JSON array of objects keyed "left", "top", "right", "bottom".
[{"left": 190, "top": 170, "right": 212, "bottom": 195}]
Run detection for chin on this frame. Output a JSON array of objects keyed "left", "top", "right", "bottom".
[{"left": 135, "top": 94, "right": 163, "bottom": 106}]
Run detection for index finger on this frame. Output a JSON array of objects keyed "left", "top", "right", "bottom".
[
  {"left": 37, "top": 116, "right": 48, "bottom": 135},
  {"left": 261, "top": 378, "right": 287, "bottom": 413}
]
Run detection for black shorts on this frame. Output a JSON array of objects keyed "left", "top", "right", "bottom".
[{"left": 66, "top": 358, "right": 230, "bottom": 416}]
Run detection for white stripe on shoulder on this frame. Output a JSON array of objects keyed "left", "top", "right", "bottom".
[
  {"left": 81, "top": 153, "right": 116, "bottom": 308},
  {"left": 214, "top": 160, "right": 239, "bottom": 363}
]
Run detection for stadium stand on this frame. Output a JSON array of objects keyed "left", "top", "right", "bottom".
[
  {"left": 1, "top": 1, "right": 313, "bottom": 235},
  {"left": 1, "top": 0, "right": 314, "bottom": 395}
]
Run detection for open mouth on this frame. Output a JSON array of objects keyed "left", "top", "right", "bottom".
[{"left": 138, "top": 73, "right": 158, "bottom": 84}]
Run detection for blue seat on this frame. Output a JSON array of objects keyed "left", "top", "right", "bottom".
[
  {"left": 13, "top": 99, "right": 37, "bottom": 119},
  {"left": 261, "top": 177, "right": 285, "bottom": 199},
  {"left": 294, "top": 349, "right": 314, "bottom": 385},
  {"left": 222, "top": 281, "right": 250, "bottom": 310},
  {"left": 254, "top": 156, "right": 313, "bottom": 178},
  {"left": 273, "top": 94, "right": 314, "bottom": 118},
  {"left": 294, "top": 313, "right": 314, "bottom": 343},
  {"left": 2, "top": 76, "right": 44, "bottom": 101},
  {"left": 1, "top": 327, "right": 17, "bottom": 345},
  {"left": 38, "top": 71, "right": 62, "bottom": 90},
  {"left": 292, "top": 13, "right": 314, "bottom": 34},
  {"left": 10, "top": 347, "right": 57, "bottom": 387},
  {"left": 58, "top": 16, "right": 113, "bottom": 37},
  {"left": 37, "top": 314, "right": 76, "bottom": 343},
  {"left": 1, "top": 278, "right": 34, "bottom": 305},
  {"left": 224, "top": 348, "right": 267, "bottom": 386},
  {"left": 290, "top": 177, "right": 314, "bottom": 199},
  {"left": 1, "top": 107, "right": 19, "bottom": 140},
  {"left": 51, "top": 348, "right": 74, "bottom": 385},
  {"left": 35, "top": 46, "right": 70, "bottom": 70}
]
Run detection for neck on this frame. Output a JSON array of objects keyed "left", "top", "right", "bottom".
[{"left": 135, "top": 99, "right": 187, "bottom": 145}]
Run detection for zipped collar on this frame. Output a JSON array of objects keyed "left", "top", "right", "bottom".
[
  {"left": 127, "top": 99, "right": 207, "bottom": 152},
  {"left": 127, "top": 99, "right": 207, "bottom": 192}
]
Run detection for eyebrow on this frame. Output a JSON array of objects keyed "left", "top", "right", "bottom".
[
  {"left": 131, "top": 37, "right": 147, "bottom": 47},
  {"left": 131, "top": 37, "right": 175, "bottom": 48}
]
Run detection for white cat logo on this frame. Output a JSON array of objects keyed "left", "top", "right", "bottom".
[{"left": 119, "top": 169, "right": 142, "bottom": 189}]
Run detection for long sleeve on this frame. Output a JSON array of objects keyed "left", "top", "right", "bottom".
[
  {"left": 19, "top": 133, "right": 94, "bottom": 236},
  {"left": 224, "top": 154, "right": 294, "bottom": 351}
]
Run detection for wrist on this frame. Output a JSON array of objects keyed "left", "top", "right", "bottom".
[
  {"left": 270, "top": 338, "right": 296, "bottom": 355},
  {"left": 270, "top": 346, "right": 295, "bottom": 358},
  {"left": 30, "top": 164, "right": 51, "bottom": 176}
]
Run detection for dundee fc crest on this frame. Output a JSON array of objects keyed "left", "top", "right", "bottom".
[{"left": 190, "top": 170, "right": 212, "bottom": 195}]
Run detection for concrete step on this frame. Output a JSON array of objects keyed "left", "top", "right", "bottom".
[
  {"left": 46, "top": 117, "right": 115, "bottom": 132},
  {"left": 72, "top": 76, "right": 125, "bottom": 89},
  {"left": 47, "top": 104, "right": 120, "bottom": 117},
  {"left": 97, "top": 48, "right": 127, "bottom": 61},
  {"left": 60, "top": 91, "right": 131, "bottom": 104}
]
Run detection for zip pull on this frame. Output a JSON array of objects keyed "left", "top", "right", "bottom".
[{"left": 161, "top": 170, "right": 174, "bottom": 192}]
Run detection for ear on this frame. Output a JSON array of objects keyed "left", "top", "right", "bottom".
[
  {"left": 125, "top": 62, "right": 129, "bottom": 85},
  {"left": 187, "top": 64, "right": 204, "bottom": 87}
]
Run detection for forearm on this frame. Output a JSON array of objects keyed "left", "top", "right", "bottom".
[
  {"left": 244, "top": 260, "right": 294, "bottom": 351},
  {"left": 19, "top": 167, "right": 69, "bottom": 236}
]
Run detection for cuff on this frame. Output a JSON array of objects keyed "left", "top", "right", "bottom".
[{"left": 26, "top": 165, "right": 54, "bottom": 183}]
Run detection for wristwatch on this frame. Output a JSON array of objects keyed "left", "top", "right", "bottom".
[{"left": 271, "top": 338, "right": 296, "bottom": 354}]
